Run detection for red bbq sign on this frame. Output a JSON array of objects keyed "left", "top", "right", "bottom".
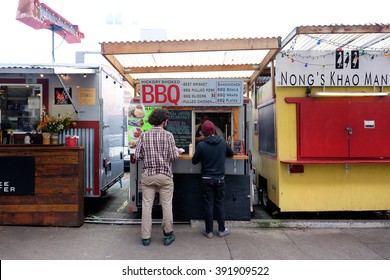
[{"left": 140, "top": 79, "right": 244, "bottom": 106}]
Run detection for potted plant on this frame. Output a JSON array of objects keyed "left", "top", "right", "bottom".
[{"left": 35, "top": 107, "right": 73, "bottom": 144}]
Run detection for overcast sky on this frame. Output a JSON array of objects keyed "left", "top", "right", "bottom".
[{"left": 1, "top": 0, "right": 389, "bottom": 64}]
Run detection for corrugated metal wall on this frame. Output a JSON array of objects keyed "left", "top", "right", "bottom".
[{"left": 60, "top": 128, "right": 96, "bottom": 197}]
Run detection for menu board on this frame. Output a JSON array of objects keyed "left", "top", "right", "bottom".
[{"left": 166, "top": 110, "right": 192, "bottom": 153}]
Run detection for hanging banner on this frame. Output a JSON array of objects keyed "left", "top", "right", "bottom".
[
  {"left": 140, "top": 78, "right": 244, "bottom": 106},
  {"left": 276, "top": 50, "right": 390, "bottom": 87},
  {"left": 127, "top": 105, "right": 154, "bottom": 149}
]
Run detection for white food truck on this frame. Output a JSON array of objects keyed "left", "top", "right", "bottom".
[{"left": 0, "top": 64, "right": 126, "bottom": 197}]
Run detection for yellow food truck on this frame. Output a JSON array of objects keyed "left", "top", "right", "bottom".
[{"left": 251, "top": 25, "right": 390, "bottom": 214}]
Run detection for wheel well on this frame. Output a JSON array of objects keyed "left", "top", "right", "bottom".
[
  {"left": 258, "top": 175, "right": 267, "bottom": 192},
  {"left": 257, "top": 174, "right": 280, "bottom": 215}
]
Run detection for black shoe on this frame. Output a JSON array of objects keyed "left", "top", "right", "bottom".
[
  {"left": 142, "top": 238, "right": 151, "bottom": 246},
  {"left": 163, "top": 233, "right": 175, "bottom": 246}
]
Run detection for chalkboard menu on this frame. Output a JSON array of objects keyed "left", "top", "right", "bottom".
[{"left": 166, "top": 110, "right": 192, "bottom": 153}]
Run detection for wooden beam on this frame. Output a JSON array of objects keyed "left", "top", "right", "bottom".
[
  {"left": 249, "top": 49, "right": 280, "bottom": 86},
  {"left": 124, "top": 64, "right": 260, "bottom": 74},
  {"left": 101, "top": 38, "right": 280, "bottom": 55},
  {"left": 103, "top": 54, "right": 136, "bottom": 88},
  {"left": 296, "top": 24, "right": 390, "bottom": 34}
]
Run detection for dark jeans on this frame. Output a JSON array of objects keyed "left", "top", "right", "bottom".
[{"left": 201, "top": 178, "right": 226, "bottom": 233}]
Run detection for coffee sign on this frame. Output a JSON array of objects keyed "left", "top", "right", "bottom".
[{"left": 0, "top": 156, "right": 35, "bottom": 195}]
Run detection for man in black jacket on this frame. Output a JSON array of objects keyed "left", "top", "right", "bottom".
[{"left": 192, "top": 120, "right": 234, "bottom": 239}]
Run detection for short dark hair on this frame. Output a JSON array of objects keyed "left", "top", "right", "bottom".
[{"left": 148, "top": 108, "right": 169, "bottom": 125}]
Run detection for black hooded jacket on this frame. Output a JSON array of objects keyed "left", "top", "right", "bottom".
[{"left": 192, "top": 135, "right": 234, "bottom": 179}]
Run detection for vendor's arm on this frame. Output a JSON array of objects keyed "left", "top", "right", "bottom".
[
  {"left": 195, "top": 134, "right": 205, "bottom": 143},
  {"left": 226, "top": 142, "right": 234, "bottom": 158},
  {"left": 195, "top": 126, "right": 204, "bottom": 143}
]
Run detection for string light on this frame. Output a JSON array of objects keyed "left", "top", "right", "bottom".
[{"left": 280, "top": 33, "right": 390, "bottom": 69}]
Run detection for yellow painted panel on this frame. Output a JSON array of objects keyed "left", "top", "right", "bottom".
[
  {"left": 256, "top": 85, "right": 390, "bottom": 212},
  {"left": 278, "top": 163, "right": 390, "bottom": 211},
  {"left": 260, "top": 156, "right": 280, "bottom": 205}
]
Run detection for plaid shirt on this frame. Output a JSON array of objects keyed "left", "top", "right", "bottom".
[{"left": 135, "top": 127, "right": 179, "bottom": 177}]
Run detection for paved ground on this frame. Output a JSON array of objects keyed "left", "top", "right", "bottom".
[
  {"left": 1, "top": 222, "right": 390, "bottom": 260},
  {"left": 1, "top": 172, "right": 390, "bottom": 261}
]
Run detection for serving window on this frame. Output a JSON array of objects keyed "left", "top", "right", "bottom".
[
  {"left": 164, "top": 107, "right": 235, "bottom": 154},
  {"left": 194, "top": 112, "right": 232, "bottom": 141},
  {"left": 0, "top": 84, "right": 42, "bottom": 133}
]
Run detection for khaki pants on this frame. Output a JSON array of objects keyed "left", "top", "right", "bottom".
[{"left": 141, "top": 173, "right": 174, "bottom": 239}]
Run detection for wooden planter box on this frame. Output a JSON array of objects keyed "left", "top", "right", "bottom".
[{"left": 0, "top": 145, "right": 85, "bottom": 226}]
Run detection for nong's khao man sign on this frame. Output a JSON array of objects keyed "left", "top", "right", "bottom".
[
  {"left": 276, "top": 50, "right": 390, "bottom": 87},
  {"left": 140, "top": 79, "right": 244, "bottom": 106}
]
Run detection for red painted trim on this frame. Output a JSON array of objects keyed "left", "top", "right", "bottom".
[
  {"left": 71, "top": 120, "right": 101, "bottom": 196},
  {"left": 256, "top": 97, "right": 274, "bottom": 107},
  {"left": 0, "top": 78, "right": 26, "bottom": 83},
  {"left": 281, "top": 159, "right": 390, "bottom": 164},
  {"left": 285, "top": 96, "right": 390, "bottom": 104}
]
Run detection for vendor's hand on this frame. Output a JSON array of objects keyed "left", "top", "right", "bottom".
[
  {"left": 178, "top": 148, "right": 185, "bottom": 154},
  {"left": 197, "top": 135, "right": 205, "bottom": 142}
]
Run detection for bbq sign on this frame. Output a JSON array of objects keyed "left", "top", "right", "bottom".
[
  {"left": 276, "top": 50, "right": 390, "bottom": 87},
  {"left": 0, "top": 156, "right": 35, "bottom": 195},
  {"left": 140, "top": 79, "right": 244, "bottom": 106}
]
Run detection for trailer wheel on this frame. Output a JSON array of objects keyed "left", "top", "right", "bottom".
[
  {"left": 258, "top": 176, "right": 270, "bottom": 211},
  {"left": 261, "top": 185, "right": 270, "bottom": 211}
]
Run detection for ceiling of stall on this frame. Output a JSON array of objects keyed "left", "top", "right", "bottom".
[
  {"left": 281, "top": 24, "right": 390, "bottom": 53},
  {"left": 100, "top": 37, "right": 281, "bottom": 89},
  {"left": 100, "top": 24, "right": 390, "bottom": 91}
]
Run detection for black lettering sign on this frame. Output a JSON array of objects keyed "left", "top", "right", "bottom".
[{"left": 0, "top": 156, "right": 35, "bottom": 195}]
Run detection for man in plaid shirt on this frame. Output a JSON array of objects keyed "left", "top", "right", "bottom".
[{"left": 135, "top": 108, "right": 183, "bottom": 246}]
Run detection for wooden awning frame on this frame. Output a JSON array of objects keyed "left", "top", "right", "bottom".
[{"left": 101, "top": 37, "right": 281, "bottom": 89}]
